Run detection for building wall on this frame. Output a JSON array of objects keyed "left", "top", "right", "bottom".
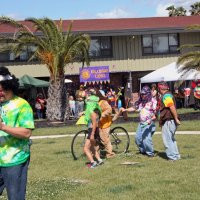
[
  {"left": 2, "top": 32, "right": 200, "bottom": 80},
  {"left": 64, "top": 32, "right": 200, "bottom": 75}
]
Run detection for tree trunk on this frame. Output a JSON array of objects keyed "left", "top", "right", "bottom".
[{"left": 46, "top": 76, "right": 67, "bottom": 121}]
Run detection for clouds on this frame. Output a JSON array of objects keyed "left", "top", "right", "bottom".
[
  {"left": 155, "top": 0, "right": 197, "bottom": 16},
  {"left": 96, "top": 8, "right": 136, "bottom": 19}
]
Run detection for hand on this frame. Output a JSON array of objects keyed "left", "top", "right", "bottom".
[
  {"left": 120, "top": 107, "right": 126, "bottom": 112},
  {"left": 175, "top": 119, "right": 181, "bottom": 126}
]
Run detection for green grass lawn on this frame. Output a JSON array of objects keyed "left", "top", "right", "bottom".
[
  {"left": 1, "top": 108, "right": 200, "bottom": 200},
  {"left": 1, "top": 134, "right": 200, "bottom": 200},
  {"left": 32, "top": 108, "right": 200, "bottom": 136}
]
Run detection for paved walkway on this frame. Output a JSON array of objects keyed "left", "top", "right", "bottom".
[{"left": 31, "top": 131, "right": 200, "bottom": 140}]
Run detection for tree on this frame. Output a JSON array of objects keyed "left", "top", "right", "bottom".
[
  {"left": 166, "top": 5, "right": 187, "bottom": 16},
  {"left": 166, "top": 5, "right": 177, "bottom": 17},
  {"left": 190, "top": 2, "right": 200, "bottom": 15},
  {"left": 176, "top": 7, "right": 187, "bottom": 16},
  {"left": 0, "top": 16, "right": 90, "bottom": 121},
  {"left": 177, "top": 25, "right": 200, "bottom": 74}
]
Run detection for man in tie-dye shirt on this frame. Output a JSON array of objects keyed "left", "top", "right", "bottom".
[
  {"left": 0, "top": 67, "right": 34, "bottom": 199},
  {"left": 158, "top": 81, "right": 181, "bottom": 161}
]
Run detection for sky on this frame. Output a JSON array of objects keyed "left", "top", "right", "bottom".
[{"left": 0, "top": 0, "right": 198, "bottom": 20}]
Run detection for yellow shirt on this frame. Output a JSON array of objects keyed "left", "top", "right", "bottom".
[{"left": 99, "top": 100, "right": 112, "bottom": 129}]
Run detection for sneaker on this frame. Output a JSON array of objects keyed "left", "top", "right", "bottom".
[
  {"left": 97, "top": 159, "right": 104, "bottom": 165},
  {"left": 88, "top": 161, "right": 98, "bottom": 168}
]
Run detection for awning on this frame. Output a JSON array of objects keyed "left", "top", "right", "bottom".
[
  {"left": 19, "top": 74, "right": 49, "bottom": 88},
  {"left": 140, "top": 62, "right": 200, "bottom": 83}
]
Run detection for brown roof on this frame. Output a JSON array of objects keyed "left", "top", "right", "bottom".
[{"left": 0, "top": 15, "right": 200, "bottom": 34}]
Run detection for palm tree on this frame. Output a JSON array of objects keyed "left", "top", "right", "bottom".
[
  {"left": 190, "top": 2, "right": 200, "bottom": 15},
  {"left": 177, "top": 25, "right": 200, "bottom": 73},
  {"left": 0, "top": 16, "right": 91, "bottom": 121},
  {"left": 176, "top": 7, "right": 187, "bottom": 16},
  {"left": 166, "top": 5, "right": 187, "bottom": 16},
  {"left": 166, "top": 5, "right": 177, "bottom": 17}
]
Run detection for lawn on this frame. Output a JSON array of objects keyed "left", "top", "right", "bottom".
[
  {"left": 32, "top": 108, "right": 200, "bottom": 136},
  {"left": 1, "top": 134, "right": 200, "bottom": 200},
  {"left": 1, "top": 108, "right": 200, "bottom": 200}
]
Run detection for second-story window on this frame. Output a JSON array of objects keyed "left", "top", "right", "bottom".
[
  {"left": 142, "top": 33, "right": 179, "bottom": 55},
  {"left": 89, "top": 36, "right": 112, "bottom": 58}
]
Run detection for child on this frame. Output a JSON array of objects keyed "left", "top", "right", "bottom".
[
  {"left": 69, "top": 96, "right": 75, "bottom": 118},
  {"left": 83, "top": 89, "right": 104, "bottom": 168}
]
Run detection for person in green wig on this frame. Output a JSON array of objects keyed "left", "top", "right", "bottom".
[{"left": 83, "top": 88, "right": 104, "bottom": 168}]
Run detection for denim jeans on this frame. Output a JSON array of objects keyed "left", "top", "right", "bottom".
[
  {"left": 0, "top": 158, "right": 30, "bottom": 200},
  {"left": 162, "top": 120, "right": 181, "bottom": 160},
  {"left": 36, "top": 109, "right": 43, "bottom": 119},
  {"left": 75, "top": 101, "right": 84, "bottom": 118},
  {"left": 135, "top": 122, "right": 156, "bottom": 156}
]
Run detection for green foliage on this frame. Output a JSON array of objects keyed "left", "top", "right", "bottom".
[
  {"left": 166, "top": 2, "right": 200, "bottom": 16},
  {"left": 0, "top": 16, "right": 90, "bottom": 81},
  {"left": 166, "top": 5, "right": 186, "bottom": 16},
  {"left": 177, "top": 24, "right": 200, "bottom": 73}
]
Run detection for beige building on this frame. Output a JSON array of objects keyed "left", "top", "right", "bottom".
[{"left": 0, "top": 15, "right": 200, "bottom": 91}]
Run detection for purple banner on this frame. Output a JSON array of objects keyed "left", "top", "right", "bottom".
[{"left": 80, "top": 66, "right": 110, "bottom": 82}]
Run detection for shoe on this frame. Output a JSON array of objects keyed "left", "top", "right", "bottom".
[
  {"left": 97, "top": 159, "right": 104, "bottom": 165},
  {"left": 88, "top": 161, "right": 98, "bottom": 168},
  {"left": 106, "top": 153, "right": 116, "bottom": 159}
]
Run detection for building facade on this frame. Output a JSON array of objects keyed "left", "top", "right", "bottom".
[{"left": 0, "top": 15, "right": 200, "bottom": 91}]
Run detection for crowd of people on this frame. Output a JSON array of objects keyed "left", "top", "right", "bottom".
[
  {"left": 69, "top": 84, "right": 126, "bottom": 120},
  {"left": 0, "top": 65, "right": 198, "bottom": 199},
  {"left": 74, "top": 82, "right": 182, "bottom": 168}
]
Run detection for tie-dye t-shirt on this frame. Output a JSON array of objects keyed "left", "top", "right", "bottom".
[
  {"left": 162, "top": 93, "right": 174, "bottom": 107},
  {"left": 137, "top": 97, "right": 157, "bottom": 126},
  {"left": 0, "top": 96, "right": 34, "bottom": 167}
]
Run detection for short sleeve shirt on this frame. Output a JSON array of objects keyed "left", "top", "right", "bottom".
[
  {"left": 137, "top": 98, "right": 157, "bottom": 125},
  {"left": 0, "top": 96, "right": 35, "bottom": 167},
  {"left": 162, "top": 93, "right": 174, "bottom": 107}
]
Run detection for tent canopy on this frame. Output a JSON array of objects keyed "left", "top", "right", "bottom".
[
  {"left": 19, "top": 75, "right": 49, "bottom": 88},
  {"left": 140, "top": 62, "right": 200, "bottom": 83}
]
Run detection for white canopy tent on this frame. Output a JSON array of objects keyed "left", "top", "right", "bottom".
[{"left": 140, "top": 62, "right": 200, "bottom": 83}]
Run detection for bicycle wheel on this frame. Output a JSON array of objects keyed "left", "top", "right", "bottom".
[
  {"left": 71, "top": 130, "right": 88, "bottom": 160},
  {"left": 110, "top": 126, "right": 130, "bottom": 153}
]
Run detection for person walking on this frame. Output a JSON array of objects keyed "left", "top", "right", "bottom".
[
  {"left": 0, "top": 67, "right": 34, "bottom": 199},
  {"left": 83, "top": 89, "right": 103, "bottom": 168},
  {"left": 158, "top": 81, "right": 181, "bottom": 161},
  {"left": 95, "top": 89, "right": 115, "bottom": 158}
]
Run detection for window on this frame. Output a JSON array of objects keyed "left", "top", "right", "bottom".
[
  {"left": 142, "top": 33, "right": 179, "bottom": 55},
  {"left": 89, "top": 36, "right": 112, "bottom": 58}
]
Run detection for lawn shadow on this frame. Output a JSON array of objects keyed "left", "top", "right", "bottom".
[{"left": 156, "top": 151, "right": 168, "bottom": 160}]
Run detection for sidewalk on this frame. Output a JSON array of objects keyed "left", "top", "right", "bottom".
[{"left": 31, "top": 131, "right": 200, "bottom": 140}]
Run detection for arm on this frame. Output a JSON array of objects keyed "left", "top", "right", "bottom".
[
  {"left": 169, "top": 105, "right": 181, "bottom": 125},
  {"left": 122, "top": 107, "right": 136, "bottom": 112},
  {"left": 101, "top": 101, "right": 112, "bottom": 118},
  {"left": 0, "top": 122, "right": 32, "bottom": 139}
]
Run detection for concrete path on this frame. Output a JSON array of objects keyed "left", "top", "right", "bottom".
[{"left": 31, "top": 131, "right": 200, "bottom": 140}]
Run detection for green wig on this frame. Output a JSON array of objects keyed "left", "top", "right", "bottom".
[{"left": 84, "top": 95, "right": 101, "bottom": 125}]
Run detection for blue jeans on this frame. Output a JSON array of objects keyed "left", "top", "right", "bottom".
[
  {"left": 135, "top": 122, "right": 156, "bottom": 156},
  {"left": 162, "top": 120, "right": 181, "bottom": 160},
  {"left": 75, "top": 101, "right": 84, "bottom": 118},
  {"left": 0, "top": 158, "right": 30, "bottom": 200},
  {"left": 36, "top": 109, "right": 43, "bottom": 119}
]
